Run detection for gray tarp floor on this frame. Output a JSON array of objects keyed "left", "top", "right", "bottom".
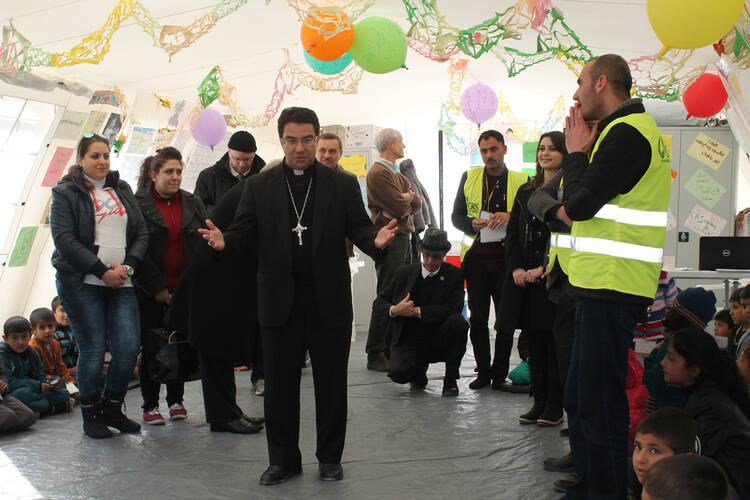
[{"left": 1, "top": 332, "right": 569, "bottom": 499}]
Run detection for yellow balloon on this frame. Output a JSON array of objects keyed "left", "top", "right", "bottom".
[{"left": 647, "top": 0, "right": 743, "bottom": 54}]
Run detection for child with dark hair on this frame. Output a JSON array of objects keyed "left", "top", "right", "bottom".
[
  {"left": 661, "top": 328, "right": 750, "bottom": 497},
  {"left": 642, "top": 455, "right": 730, "bottom": 500},
  {"left": 735, "top": 286, "right": 750, "bottom": 360},
  {"left": 28, "top": 308, "right": 77, "bottom": 395},
  {"left": 714, "top": 309, "right": 735, "bottom": 351},
  {"left": 628, "top": 407, "right": 697, "bottom": 498},
  {"left": 642, "top": 287, "right": 716, "bottom": 413},
  {"left": 728, "top": 286, "right": 748, "bottom": 356},
  {"left": 0, "top": 316, "right": 73, "bottom": 416},
  {"left": 0, "top": 357, "right": 38, "bottom": 432},
  {"left": 51, "top": 296, "right": 77, "bottom": 375}
]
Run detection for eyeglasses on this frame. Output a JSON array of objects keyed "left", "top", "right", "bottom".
[{"left": 281, "top": 136, "right": 316, "bottom": 147}]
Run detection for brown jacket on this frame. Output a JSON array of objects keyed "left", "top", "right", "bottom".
[
  {"left": 366, "top": 161, "right": 422, "bottom": 235},
  {"left": 29, "top": 337, "right": 75, "bottom": 383}
]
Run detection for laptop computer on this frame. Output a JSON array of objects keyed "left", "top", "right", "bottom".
[{"left": 698, "top": 237, "right": 750, "bottom": 270}]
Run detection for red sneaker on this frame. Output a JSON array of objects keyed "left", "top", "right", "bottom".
[
  {"left": 143, "top": 407, "right": 165, "bottom": 425},
  {"left": 169, "top": 403, "right": 188, "bottom": 420}
]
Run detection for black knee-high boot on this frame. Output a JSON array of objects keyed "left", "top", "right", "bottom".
[
  {"left": 101, "top": 391, "right": 141, "bottom": 433},
  {"left": 80, "top": 395, "right": 113, "bottom": 439}
]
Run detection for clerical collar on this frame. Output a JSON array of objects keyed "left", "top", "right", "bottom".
[
  {"left": 422, "top": 265, "right": 441, "bottom": 279},
  {"left": 283, "top": 160, "right": 316, "bottom": 177},
  {"left": 378, "top": 158, "right": 397, "bottom": 172}
]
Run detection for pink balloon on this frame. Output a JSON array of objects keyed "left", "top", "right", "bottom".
[
  {"left": 461, "top": 83, "right": 498, "bottom": 126},
  {"left": 193, "top": 108, "right": 227, "bottom": 148}
]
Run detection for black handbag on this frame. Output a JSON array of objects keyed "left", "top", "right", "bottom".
[{"left": 147, "top": 306, "right": 201, "bottom": 384}]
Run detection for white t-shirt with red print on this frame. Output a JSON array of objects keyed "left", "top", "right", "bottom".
[{"left": 83, "top": 176, "right": 132, "bottom": 287}]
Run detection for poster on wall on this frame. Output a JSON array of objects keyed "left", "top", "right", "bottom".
[
  {"left": 683, "top": 169, "right": 727, "bottom": 209},
  {"left": 41, "top": 146, "right": 74, "bottom": 187},
  {"left": 101, "top": 113, "right": 122, "bottom": 145},
  {"left": 53, "top": 110, "right": 87, "bottom": 141},
  {"left": 82, "top": 111, "right": 108, "bottom": 135},
  {"left": 684, "top": 204, "right": 728, "bottom": 237},
  {"left": 8, "top": 226, "right": 39, "bottom": 267},
  {"left": 686, "top": 132, "right": 730, "bottom": 171},
  {"left": 126, "top": 127, "right": 154, "bottom": 155}
]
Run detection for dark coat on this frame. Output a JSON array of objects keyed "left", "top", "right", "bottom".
[
  {"left": 50, "top": 167, "right": 149, "bottom": 287},
  {"left": 133, "top": 187, "right": 207, "bottom": 329},
  {"left": 374, "top": 261, "right": 465, "bottom": 348},
  {"left": 683, "top": 379, "right": 750, "bottom": 498},
  {"left": 223, "top": 160, "right": 382, "bottom": 328},
  {"left": 0, "top": 343, "right": 45, "bottom": 393},
  {"left": 193, "top": 153, "right": 265, "bottom": 216},
  {"left": 400, "top": 159, "right": 436, "bottom": 233},
  {"left": 498, "top": 181, "right": 555, "bottom": 332},
  {"left": 167, "top": 179, "right": 257, "bottom": 362}
]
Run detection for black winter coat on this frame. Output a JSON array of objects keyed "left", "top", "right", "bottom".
[
  {"left": 193, "top": 153, "right": 265, "bottom": 216},
  {"left": 50, "top": 168, "right": 149, "bottom": 287},
  {"left": 683, "top": 379, "right": 750, "bottom": 498},
  {"left": 497, "top": 181, "right": 555, "bottom": 333}
]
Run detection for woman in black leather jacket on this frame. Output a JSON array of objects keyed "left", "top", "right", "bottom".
[{"left": 50, "top": 134, "right": 148, "bottom": 439}]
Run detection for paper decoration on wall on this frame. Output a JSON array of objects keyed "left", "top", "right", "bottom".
[
  {"left": 684, "top": 204, "right": 728, "bottom": 237},
  {"left": 153, "top": 128, "right": 175, "bottom": 147},
  {"left": 82, "top": 111, "right": 108, "bottom": 135},
  {"left": 113, "top": 133, "right": 127, "bottom": 153},
  {"left": 101, "top": 113, "right": 122, "bottom": 145},
  {"left": 523, "top": 142, "right": 538, "bottom": 163},
  {"left": 89, "top": 90, "right": 121, "bottom": 106},
  {"left": 684, "top": 169, "right": 727, "bottom": 209},
  {"left": 667, "top": 210, "right": 677, "bottom": 231},
  {"left": 339, "top": 155, "right": 367, "bottom": 177},
  {"left": 8, "top": 226, "right": 39, "bottom": 267},
  {"left": 182, "top": 131, "right": 232, "bottom": 193},
  {"left": 41, "top": 147, "right": 74, "bottom": 187},
  {"left": 53, "top": 110, "right": 88, "bottom": 141},
  {"left": 127, "top": 127, "right": 155, "bottom": 154},
  {"left": 198, "top": 67, "right": 221, "bottom": 108},
  {"left": 687, "top": 132, "right": 730, "bottom": 170},
  {"left": 153, "top": 94, "right": 173, "bottom": 109}
]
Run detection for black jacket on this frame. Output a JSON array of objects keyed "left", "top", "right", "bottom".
[
  {"left": 50, "top": 168, "right": 149, "bottom": 287},
  {"left": 683, "top": 379, "right": 750, "bottom": 498},
  {"left": 193, "top": 153, "right": 265, "bottom": 216},
  {"left": 559, "top": 99, "right": 654, "bottom": 304},
  {"left": 133, "top": 187, "right": 207, "bottom": 298},
  {"left": 374, "top": 262, "right": 465, "bottom": 348},
  {"left": 223, "top": 160, "right": 383, "bottom": 328}
]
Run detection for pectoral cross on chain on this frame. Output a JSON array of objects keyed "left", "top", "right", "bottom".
[{"left": 292, "top": 222, "right": 307, "bottom": 246}]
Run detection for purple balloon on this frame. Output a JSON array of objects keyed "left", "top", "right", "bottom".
[
  {"left": 193, "top": 108, "right": 227, "bottom": 148},
  {"left": 461, "top": 83, "right": 498, "bottom": 126}
]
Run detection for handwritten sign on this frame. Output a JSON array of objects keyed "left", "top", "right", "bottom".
[
  {"left": 53, "top": 110, "right": 87, "bottom": 141},
  {"left": 41, "top": 147, "right": 74, "bottom": 187},
  {"left": 684, "top": 204, "right": 727, "bottom": 237},
  {"left": 82, "top": 111, "right": 107, "bottom": 135},
  {"left": 684, "top": 169, "right": 726, "bottom": 209},
  {"left": 127, "top": 127, "right": 154, "bottom": 154},
  {"left": 340, "top": 155, "right": 367, "bottom": 177},
  {"left": 8, "top": 226, "right": 39, "bottom": 267},
  {"left": 687, "top": 132, "right": 730, "bottom": 170}
]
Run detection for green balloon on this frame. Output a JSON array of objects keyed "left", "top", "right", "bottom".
[{"left": 350, "top": 17, "right": 407, "bottom": 74}]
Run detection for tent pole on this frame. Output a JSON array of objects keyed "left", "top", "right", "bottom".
[{"left": 438, "top": 129, "right": 444, "bottom": 230}]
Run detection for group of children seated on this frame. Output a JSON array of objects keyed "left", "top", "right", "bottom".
[{"left": 0, "top": 297, "right": 78, "bottom": 432}]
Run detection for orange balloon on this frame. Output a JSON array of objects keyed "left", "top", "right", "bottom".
[{"left": 300, "top": 9, "right": 354, "bottom": 62}]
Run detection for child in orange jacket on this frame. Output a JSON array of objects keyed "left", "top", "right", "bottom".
[{"left": 28, "top": 308, "right": 77, "bottom": 393}]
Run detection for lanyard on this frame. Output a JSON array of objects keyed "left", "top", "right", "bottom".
[{"left": 484, "top": 173, "right": 502, "bottom": 211}]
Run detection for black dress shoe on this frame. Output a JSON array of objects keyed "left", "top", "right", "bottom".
[
  {"left": 210, "top": 417, "right": 263, "bottom": 434},
  {"left": 441, "top": 378, "right": 458, "bottom": 397},
  {"left": 242, "top": 413, "right": 265, "bottom": 425},
  {"left": 319, "top": 462, "right": 343, "bottom": 481},
  {"left": 543, "top": 452, "right": 575, "bottom": 473},
  {"left": 409, "top": 373, "right": 428, "bottom": 390},
  {"left": 468, "top": 375, "right": 491, "bottom": 390},
  {"left": 553, "top": 472, "right": 581, "bottom": 493},
  {"left": 259, "top": 465, "right": 302, "bottom": 485}
]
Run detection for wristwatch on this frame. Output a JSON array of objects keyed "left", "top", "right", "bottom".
[{"left": 124, "top": 265, "right": 134, "bottom": 277}]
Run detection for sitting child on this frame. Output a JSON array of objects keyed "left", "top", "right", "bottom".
[
  {"left": 628, "top": 407, "right": 697, "bottom": 499},
  {"left": 713, "top": 309, "right": 735, "bottom": 351},
  {"left": 28, "top": 308, "right": 77, "bottom": 396},
  {"left": 641, "top": 455, "right": 730, "bottom": 500},
  {"left": 643, "top": 287, "right": 716, "bottom": 413},
  {"left": 0, "top": 357, "right": 37, "bottom": 432},
  {"left": 736, "top": 286, "right": 750, "bottom": 361},
  {"left": 51, "top": 296, "right": 77, "bottom": 377},
  {"left": 661, "top": 327, "right": 750, "bottom": 498},
  {"left": 0, "top": 316, "right": 73, "bottom": 416},
  {"left": 737, "top": 345, "right": 750, "bottom": 392}
]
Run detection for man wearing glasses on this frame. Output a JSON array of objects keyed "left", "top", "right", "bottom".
[{"left": 199, "top": 107, "right": 397, "bottom": 486}]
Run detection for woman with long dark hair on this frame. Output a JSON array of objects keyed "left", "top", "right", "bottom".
[
  {"left": 662, "top": 327, "right": 750, "bottom": 497},
  {"left": 498, "top": 131, "right": 568, "bottom": 426},
  {"left": 134, "top": 147, "right": 206, "bottom": 424},
  {"left": 50, "top": 134, "right": 148, "bottom": 439}
]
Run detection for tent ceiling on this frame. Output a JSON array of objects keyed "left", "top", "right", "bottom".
[{"left": 1, "top": 0, "right": 719, "bottom": 126}]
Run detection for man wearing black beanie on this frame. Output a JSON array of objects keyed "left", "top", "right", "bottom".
[{"left": 194, "top": 130, "right": 266, "bottom": 216}]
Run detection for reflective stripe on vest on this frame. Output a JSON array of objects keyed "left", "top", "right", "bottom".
[
  {"left": 568, "top": 112, "right": 671, "bottom": 298},
  {"left": 547, "top": 232, "right": 571, "bottom": 274},
  {"left": 459, "top": 167, "right": 527, "bottom": 262}
]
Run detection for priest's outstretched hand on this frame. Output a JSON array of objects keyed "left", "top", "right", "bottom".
[
  {"left": 199, "top": 219, "right": 225, "bottom": 251},
  {"left": 374, "top": 219, "right": 398, "bottom": 248}
]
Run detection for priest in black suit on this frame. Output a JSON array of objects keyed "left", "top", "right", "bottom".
[
  {"left": 376, "top": 229, "right": 468, "bottom": 396},
  {"left": 199, "top": 107, "right": 397, "bottom": 486}
]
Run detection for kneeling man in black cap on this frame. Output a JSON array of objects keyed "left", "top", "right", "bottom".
[{"left": 376, "top": 228, "right": 468, "bottom": 396}]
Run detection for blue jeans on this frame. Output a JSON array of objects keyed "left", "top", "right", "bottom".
[
  {"left": 564, "top": 296, "right": 644, "bottom": 500},
  {"left": 56, "top": 281, "right": 140, "bottom": 400}
]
